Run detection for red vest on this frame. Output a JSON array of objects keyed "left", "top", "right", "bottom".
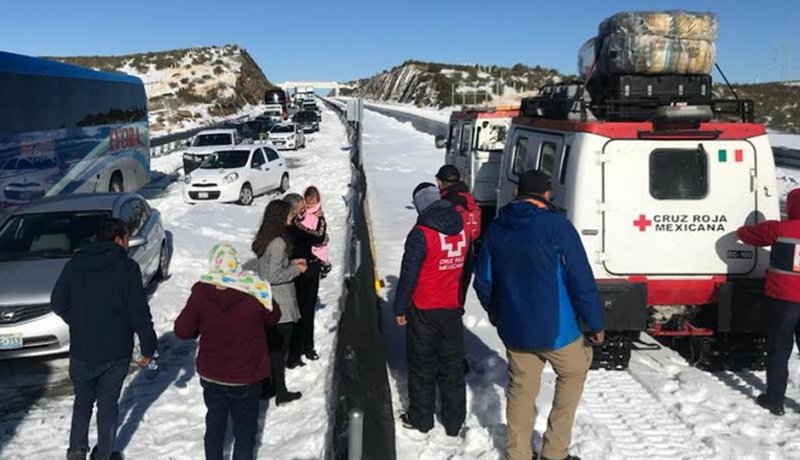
[
  {"left": 412, "top": 226, "right": 468, "bottom": 309},
  {"left": 456, "top": 192, "right": 482, "bottom": 243}
]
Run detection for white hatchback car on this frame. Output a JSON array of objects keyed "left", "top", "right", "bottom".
[
  {"left": 268, "top": 123, "right": 306, "bottom": 151},
  {"left": 182, "top": 145, "right": 289, "bottom": 206}
]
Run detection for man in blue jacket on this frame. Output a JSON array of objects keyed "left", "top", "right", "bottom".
[
  {"left": 52, "top": 219, "right": 157, "bottom": 460},
  {"left": 474, "top": 170, "right": 604, "bottom": 460}
]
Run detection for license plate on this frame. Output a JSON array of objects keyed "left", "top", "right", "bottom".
[
  {"left": 0, "top": 333, "right": 23, "bottom": 350},
  {"left": 198, "top": 192, "right": 209, "bottom": 199},
  {"left": 274, "top": 141, "right": 284, "bottom": 145}
]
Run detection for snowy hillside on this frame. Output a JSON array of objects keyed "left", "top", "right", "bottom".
[
  {"left": 715, "top": 82, "right": 800, "bottom": 134},
  {"left": 344, "top": 61, "right": 564, "bottom": 109},
  {"left": 48, "top": 45, "right": 273, "bottom": 135}
]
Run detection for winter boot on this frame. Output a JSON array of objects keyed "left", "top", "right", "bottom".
[
  {"left": 66, "top": 447, "right": 89, "bottom": 460},
  {"left": 89, "top": 447, "right": 124, "bottom": 460},
  {"left": 757, "top": 394, "right": 785, "bottom": 416},
  {"left": 276, "top": 391, "right": 302, "bottom": 406},
  {"left": 304, "top": 350, "right": 320, "bottom": 361},
  {"left": 286, "top": 358, "right": 306, "bottom": 369},
  {"left": 399, "top": 412, "right": 430, "bottom": 434},
  {"left": 320, "top": 263, "right": 332, "bottom": 279}
]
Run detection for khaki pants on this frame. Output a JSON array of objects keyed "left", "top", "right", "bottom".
[{"left": 505, "top": 338, "right": 592, "bottom": 460}]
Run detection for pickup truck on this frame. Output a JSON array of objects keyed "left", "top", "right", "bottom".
[{"left": 182, "top": 128, "right": 242, "bottom": 174}]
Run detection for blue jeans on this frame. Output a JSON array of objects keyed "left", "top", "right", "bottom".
[
  {"left": 201, "top": 379, "right": 261, "bottom": 460},
  {"left": 69, "top": 356, "right": 130, "bottom": 459}
]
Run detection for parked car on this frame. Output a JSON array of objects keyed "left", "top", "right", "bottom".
[
  {"left": 268, "top": 123, "right": 306, "bottom": 151},
  {"left": 182, "top": 129, "right": 242, "bottom": 174},
  {"left": 292, "top": 110, "right": 320, "bottom": 133},
  {"left": 302, "top": 100, "right": 320, "bottom": 115},
  {"left": 183, "top": 145, "right": 289, "bottom": 206},
  {"left": 244, "top": 119, "right": 274, "bottom": 141},
  {"left": 0, "top": 193, "right": 173, "bottom": 359},
  {"left": 263, "top": 105, "right": 285, "bottom": 123}
]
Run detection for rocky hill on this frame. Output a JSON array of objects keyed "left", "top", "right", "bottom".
[
  {"left": 715, "top": 82, "right": 800, "bottom": 134},
  {"left": 48, "top": 45, "right": 273, "bottom": 135},
  {"left": 343, "top": 60, "right": 565, "bottom": 108}
]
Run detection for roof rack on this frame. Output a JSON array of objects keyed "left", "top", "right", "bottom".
[{"left": 521, "top": 81, "right": 755, "bottom": 123}]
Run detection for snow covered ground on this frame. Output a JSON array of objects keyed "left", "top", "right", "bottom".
[
  {"left": 0, "top": 104, "right": 351, "bottom": 459},
  {"left": 361, "top": 108, "right": 800, "bottom": 460}
]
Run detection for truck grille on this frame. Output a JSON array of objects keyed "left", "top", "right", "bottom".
[{"left": 0, "top": 304, "right": 52, "bottom": 324}]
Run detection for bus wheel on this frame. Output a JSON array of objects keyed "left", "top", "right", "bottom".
[{"left": 110, "top": 172, "right": 124, "bottom": 192}]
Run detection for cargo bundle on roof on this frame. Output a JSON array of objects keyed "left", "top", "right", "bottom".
[{"left": 579, "top": 10, "right": 719, "bottom": 78}]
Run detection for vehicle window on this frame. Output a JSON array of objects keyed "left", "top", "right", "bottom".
[
  {"left": 512, "top": 137, "right": 529, "bottom": 175},
  {"left": 559, "top": 145, "right": 571, "bottom": 185},
  {"left": 271, "top": 125, "right": 294, "bottom": 134},
  {"left": 0, "top": 211, "right": 111, "bottom": 258},
  {"left": 460, "top": 124, "right": 473, "bottom": 156},
  {"left": 124, "top": 199, "right": 150, "bottom": 235},
  {"left": 193, "top": 134, "right": 233, "bottom": 147},
  {"left": 539, "top": 142, "right": 557, "bottom": 176},
  {"left": 650, "top": 148, "right": 708, "bottom": 200},
  {"left": 265, "top": 148, "right": 280, "bottom": 162},
  {"left": 200, "top": 151, "right": 249, "bottom": 169},
  {"left": 447, "top": 124, "right": 460, "bottom": 151},
  {"left": 251, "top": 149, "right": 266, "bottom": 169}
]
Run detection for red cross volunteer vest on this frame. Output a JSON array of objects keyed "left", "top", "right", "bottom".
[{"left": 412, "top": 226, "right": 467, "bottom": 310}]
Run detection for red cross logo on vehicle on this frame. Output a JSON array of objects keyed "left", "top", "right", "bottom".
[{"left": 633, "top": 214, "right": 652, "bottom": 232}]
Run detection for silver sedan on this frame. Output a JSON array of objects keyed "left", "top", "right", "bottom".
[{"left": 0, "top": 193, "right": 173, "bottom": 359}]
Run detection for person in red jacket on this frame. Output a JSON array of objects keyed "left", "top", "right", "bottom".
[
  {"left": 394, "top": 183, "right": 467, "bottom": 437},
  {"left": 174, "top": 243, "right": 281, "bottom": 460},
  {"left": 737, "top": 188, "right": 800, "bottom": 416}
]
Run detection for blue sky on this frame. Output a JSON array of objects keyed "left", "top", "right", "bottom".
[{"left": 2, "top": 0, "right": 798, "bottom": 84}]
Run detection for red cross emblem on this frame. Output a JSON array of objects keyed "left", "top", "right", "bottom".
[
  {"left": 633, "top": 214, "right": 652, "bottom": 232},
  {"left": 440, "top": 231, "right": 467, "bottom": 257}
]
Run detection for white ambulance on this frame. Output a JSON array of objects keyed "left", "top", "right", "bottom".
[
  {"left": 436, "top": 106, "right": 519, "bottom": 219},
  {"left": 497, "top": 93, "right": 778, "bottom": 369}
]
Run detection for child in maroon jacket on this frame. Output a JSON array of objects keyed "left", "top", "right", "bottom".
[{"left": 174, "top": 243, "right": 280, "bottom": 460}]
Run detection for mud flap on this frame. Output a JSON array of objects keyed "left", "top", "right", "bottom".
[{"left": 714, "top": 280, "right": 768, "bottom": 333}]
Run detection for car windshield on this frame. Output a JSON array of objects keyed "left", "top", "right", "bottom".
[
  {"left": 0, "top": 211, "right": 111, "bottom": 260},
  {"left": 271, "top": 126, "right": 294, "bottom": 134},
  {"left": 193, "top": 134, "right": 233, "bottom": 147},
  {"left": 294, "top": 112, "right": 318, "bottom": 121},
  {"left": 200, "top": 150, "right": 249, "bottom": 169}
]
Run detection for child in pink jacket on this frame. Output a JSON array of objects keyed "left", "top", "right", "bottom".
[{"left": 302, "top": 186, "right": 332, "bottom": 278}]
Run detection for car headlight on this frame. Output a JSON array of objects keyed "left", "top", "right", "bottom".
[
  {"left": 184, "top": 174, "right": 192, "bottom": 184},
  {"left": 223, "top": 172, "right": 239, "bottom": 184}
]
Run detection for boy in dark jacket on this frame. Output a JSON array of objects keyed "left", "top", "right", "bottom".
[
  {"left": 394, "top": 183, "right": 468, "bottom": 437},
  {"left": 474, "top": 171, "right": 604, "bottom": 460},
  {"left": 737, "top": 187, "right": 800, "bottom": 416},
  {"left": 175, "top": 243, "right": 281, "bottom": 460},
  {"left": 52, "top": 219, "right": 157, "bottom": 460}
]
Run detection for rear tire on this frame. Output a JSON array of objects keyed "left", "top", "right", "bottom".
[
  {"left": 110, "top": 172, "right": 124, "bottom": 192},
  {"left": 156, "top": 242, "right": 170, "bottom": 281},
  {"left": 238, "top": 184, "right": 254, "bottom": 206},
  {"left": 279, "top": 174, "right": 290, "bottom": 193}
]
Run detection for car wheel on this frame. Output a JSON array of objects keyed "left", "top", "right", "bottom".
[
  {"left": 110, "top": 172, "right": 124, "bottom": 192},
  {"left": 279, "top": 173, "right": 290, "bottom": 193},
  {"left": 156, "top": 242, "right": 170, "bottom": 281},
  {"left": 238, "top": 184, "right": 254, "bottom": 206}
]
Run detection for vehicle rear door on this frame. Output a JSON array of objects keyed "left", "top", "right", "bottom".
[
  {"left": 455, "top": 123, "right": 473, "bottom": 184},
  {"left": 249, "top": 148, "right": 269, "bottom": 194},
  {"left": 445, "top": 122, "right": 461, "bottom": 166},
  {"left": 603, "top": 140, "right": 758, "bottom": 275},
  {"left": 264, "top": 147, "right": 284, "bottom": 190}
]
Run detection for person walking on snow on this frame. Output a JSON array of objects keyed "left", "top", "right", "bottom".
[
  {"left": 52, "top": 218, "right": 158, "bottom": 460},
  {"left": 474, "top": 171, "right": 604, "bottom": 460},
  {"left": 394, "top": 183, "right": 468, "bottom": 437},
  {"left": 174, "top": 243, "right": 281, "bottom": 460},
  {"left": 252, "top": 199, "right": 305, "bottom": 405},
  {"left": 284, "top": 193, "right": 327, "bottom": 366},
  {"left": 737, "top": 187, "right": 800, "bottom": 416},
  {"left": 303, "top": 186, "right": 332, "bottom": 278}
]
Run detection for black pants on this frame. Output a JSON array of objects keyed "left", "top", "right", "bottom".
[
  {"left": 406, "top": 306, "right": 466, "bottom": 434},
  {"left": 201, "top": 379, "right": 260, "bottom": 460},
  {"left": 765, "top": 298, "right": 800, "bottom": 404},
  {"left": 69, "top": 356, "right": 130, "bottom": 459},
  {"left": 290, "top": 265, "right": 321, "bottom": 361},
  {"left": 266, "top": 323, "right": 294, "bottom": 394}
]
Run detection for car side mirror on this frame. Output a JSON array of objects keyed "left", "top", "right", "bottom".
[
  {"left": 435, "top": 135, "right": 447, "bottom": 149},
  {"left": 129, "top": 235, "right": 147, "bottom": 249},
  {"left": 185, "top": 140, "right": 192, "bottom": 147}
]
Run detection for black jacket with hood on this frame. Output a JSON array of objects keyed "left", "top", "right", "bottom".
[
  {"left": 393, "top": 200, "right": 464, "bottom": 316},
  {"left": 51, "top": 241, "right": 157, "bottom": 364}
]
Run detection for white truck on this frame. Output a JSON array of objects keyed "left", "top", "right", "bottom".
[{"left": 182, "top": 128, "right": 242, "bottom": 174}]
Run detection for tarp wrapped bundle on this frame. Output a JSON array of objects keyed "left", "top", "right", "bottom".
[{"left": 578, "top": 10, "right": 718, "bottom": 77}]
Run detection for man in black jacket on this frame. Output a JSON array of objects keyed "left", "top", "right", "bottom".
[{"left": 52, "top": 219, "right": 157, "bottom": 460}]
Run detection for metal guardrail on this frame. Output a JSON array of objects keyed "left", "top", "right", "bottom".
[
  {"left": 148, "top": 114, "right": 251, "bottom": 158},
  {"left": 773, "top": 146, "right": 800, "bottom": 169}
]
